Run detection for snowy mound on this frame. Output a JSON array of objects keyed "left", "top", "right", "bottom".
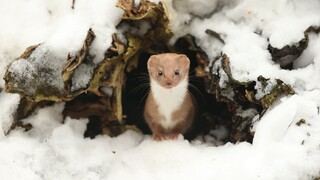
[{"left": 1, "top": 0, "right": 320, "bottom": 179}]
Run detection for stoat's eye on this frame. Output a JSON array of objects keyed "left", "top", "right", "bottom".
[
  {"left": 158, "top": 70, "right": 163, "bottom": 77},
  {"left": 174, "top": 70, "right": 180, "bottom": 76}
]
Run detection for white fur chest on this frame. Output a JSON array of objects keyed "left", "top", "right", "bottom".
[{"left": 150, "top": 78, "right": 188, "bottom": 130}]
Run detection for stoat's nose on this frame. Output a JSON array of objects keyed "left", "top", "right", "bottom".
[{"left": 164, "top": 81, "right": 173, "bottom": 89}]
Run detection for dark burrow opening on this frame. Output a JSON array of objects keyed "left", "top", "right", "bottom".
[{"left": 122, "top": 44, "right": 232, "bottom": 142}]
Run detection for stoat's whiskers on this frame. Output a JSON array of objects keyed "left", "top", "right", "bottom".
[
  {"left": 128, "top": 72, "right": 150, "bottom": 95},
  {"left": 188, "top": 83, "right": 206, "bottom": 104},
  {"left": 129, "top": 82, "right": 150, "bottom": 95},
  {"left": 189, "top": 75, "right": 202, "bottom": 83},
  {"left": 138, "top": 90, "right": 150, "bottom": 109},
  {"left": 130, "top": 73, "right": 149, "bottom": 81},
  {"left": 187, "top": 90, "right": 198, "bottom": 110},
  {"left": 127, "top": 72, "right": 150, "bottom": 109}
]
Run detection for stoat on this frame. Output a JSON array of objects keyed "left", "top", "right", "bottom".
[{"left": 144, "top": 53, "right": 195, "bottom": 141}]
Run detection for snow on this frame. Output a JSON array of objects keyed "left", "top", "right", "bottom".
[
  {"left": 71, "top": 64, "right": 94, "bottom": 91},
  {"left": 171, "top": 0, "right": 320, "bottom": 90},
  {"left": 294, "top": 33, "right": 320, "bottom": 69},
  {"left": 0, "top": 0, "right": 122, "bottom": 90},
  {"left": 173, "top": 0, "right": 219, "bottom": 17},
  {"left": 0, "top": 97, "right": 320, "bottom": 179},
  {"left": 1, "top": 0, "right": 320, "bottom": 179},
  {"left": 0, "top": 93, "right": 20, "bottom": 136},
  {"left": 0, "top": 100, "right": 319, "bottom": 179},
  {"left": 226, "top": 0, "right": 320, "bottom": 48}
]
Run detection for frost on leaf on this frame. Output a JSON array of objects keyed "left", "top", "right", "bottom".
[{"left": 4, "top": 43, "right": 66, "bottom": 102}]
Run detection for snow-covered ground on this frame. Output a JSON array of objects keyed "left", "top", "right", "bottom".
[{"left": 1, "top": 0, "right": 320, "bottom": 179}]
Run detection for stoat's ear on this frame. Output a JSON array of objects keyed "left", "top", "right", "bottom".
[
  {"left": 147, "top": 55, "right": 158, "bottom": 70},
  {"left": 176, "top": 54, "right": 190, "bottom": 68}
]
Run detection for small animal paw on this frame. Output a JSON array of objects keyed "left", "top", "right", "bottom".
[
  {"left": 152, "top": 134, "right": 165, "bottom": 141},
  {"left": 167, "top": 133, "right": 179, "bottom": 140}
]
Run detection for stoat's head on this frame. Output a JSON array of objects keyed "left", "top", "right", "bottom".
[{"left": 147, "top": 53, "right": 190, "bottom": 89}]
